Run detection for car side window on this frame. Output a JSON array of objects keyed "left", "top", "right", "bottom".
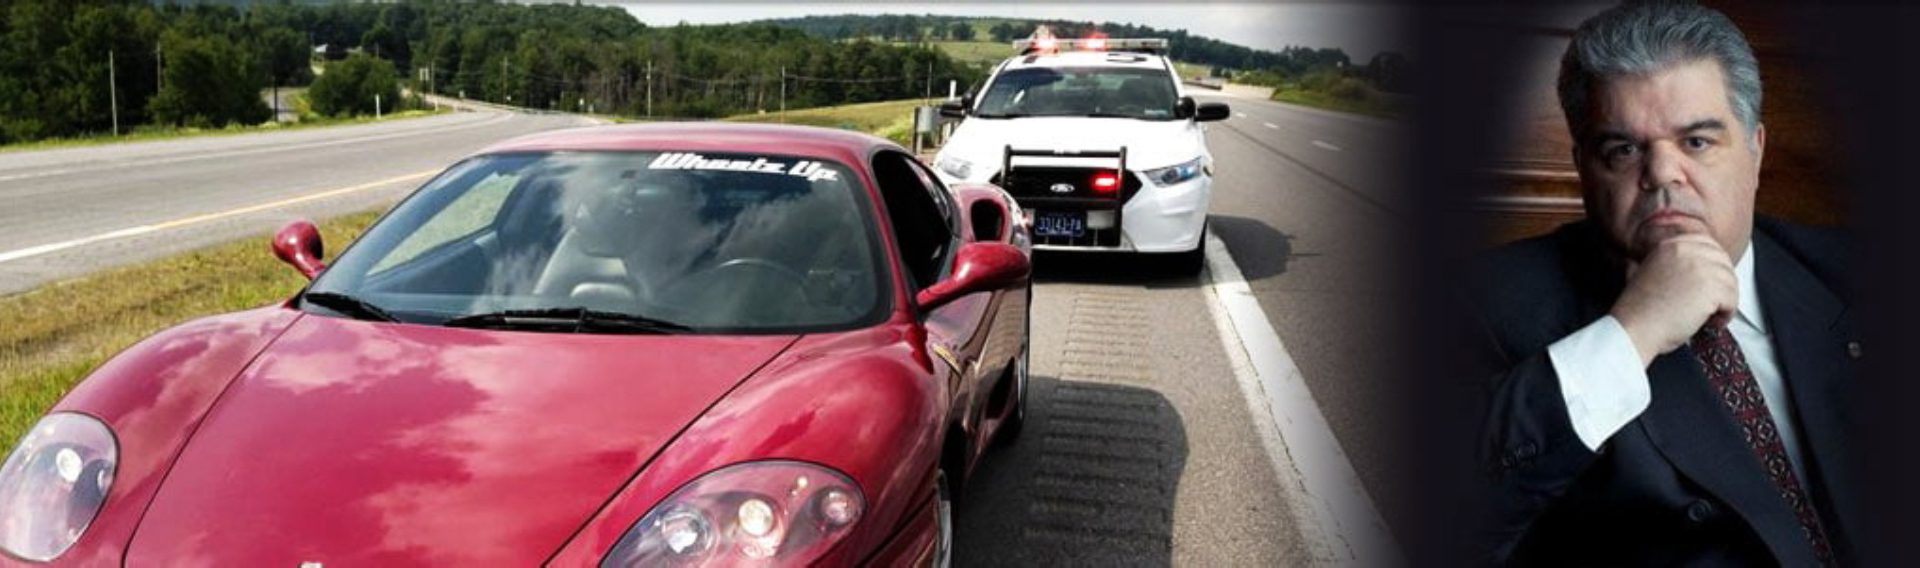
[{"left": 872, "top": 152, "right": 958, "bottom": 293}]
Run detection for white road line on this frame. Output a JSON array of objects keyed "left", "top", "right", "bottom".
[
  {"left": 0, "top": 111, "right": 511, "bottom": 184},
  {"left": 0, "top": 170, "right": 436, "bottom": 265},
  {"left": 1236, "top": 112, "right": 1249, "bottom": 118},
  {"left": 1201, "top": 231, "right": 1397, "bottom": 565},
  {"left": 1263, "top": 122, "right": 1280, "bottom": 130},
  {"left": 1312, "top": 140, "right": 1343, "bottom": 152}
]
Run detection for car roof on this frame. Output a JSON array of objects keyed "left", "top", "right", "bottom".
[
  {"left": 998, "top": 50, "right": 1169, "bottom": 72},
  {"left": 473, "top": 122, "right": 900, "bottom": 167}
]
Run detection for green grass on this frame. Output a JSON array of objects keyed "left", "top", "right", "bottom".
[
  {"left": 0, "top": 212, "right": 383, "bottom": 455},
  {"left": 722, "top": 98, "right": 928, "bottom": 146},
  {"left": 1270, "top": 86, "right": 1407, "bottom": 120},
  {"left": 0, "top": 106, "right": 447, "bottom": 154}
]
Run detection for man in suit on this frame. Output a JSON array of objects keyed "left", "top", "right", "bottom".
[{"left": 1470, "top": 2, "right": 1859, "bottom": 565}]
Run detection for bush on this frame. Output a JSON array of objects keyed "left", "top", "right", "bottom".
[
  {"left": 148, "top": 33, "right": 272, "bottom": 127},
  {"left": 308, "top": 54, "right": 402, "bottom": 118}
]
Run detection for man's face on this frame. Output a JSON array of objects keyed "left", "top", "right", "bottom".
[{"left": 1575, "top": 58, "right": 1764, "bottom": 262}]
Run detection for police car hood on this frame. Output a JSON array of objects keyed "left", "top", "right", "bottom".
[{"left": 943, "top": 117, "right": 1206, "bottom": 174}]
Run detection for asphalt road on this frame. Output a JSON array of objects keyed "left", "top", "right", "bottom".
[
  {"left": 1192, "top": 91, "right": 1411, "bottom": 536},
  {"left": 950, "top": 93, "right": 1408, "bottom": 565},
  {"left": 0, "top": 108, "right": 590, "bottom": 296},
  {"left": 954, "top": 259, "right": 1309, "bottom": 566}
]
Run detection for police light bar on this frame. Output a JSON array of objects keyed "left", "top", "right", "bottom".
[{"left": 1013, "top": 38, "right": 1168, "bottom": 55}]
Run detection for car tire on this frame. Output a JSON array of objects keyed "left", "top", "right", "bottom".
[
  {"left": 999, "top": 302, "right": 1031, "bottom": 445},
  {"left": 933, "top": 470, "right": 954, "bottom": 568}
]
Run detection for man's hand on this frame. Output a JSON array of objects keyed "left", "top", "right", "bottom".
[{"left": 1610, "top": 233, "right": 1738, "bottom": 367}]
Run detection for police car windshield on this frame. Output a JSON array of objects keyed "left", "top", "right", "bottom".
[
  {"left": 974, "top": 67, "right": 1178, "bottom": 120},
  {"left": 303, "top": 151, "right": 890, "bottom": 334}
]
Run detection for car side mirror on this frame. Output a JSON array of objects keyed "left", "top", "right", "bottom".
[
  {"left": 1176, "top": 96, "right": 1197, "bottom": 119},
  {"left": 1195, "top": 102, "right": 1230, "bottom": 122},
  {"left": 272, "top": 220, "right": 327, "bottom": 280},
  {"left": 938, "top": 99, "right": 968, "bottom": 118},
  {"left": 915, "top": 242, "right": 1030, "bottom": 312}
]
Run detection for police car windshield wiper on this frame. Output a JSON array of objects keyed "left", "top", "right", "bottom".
[
  {"left": 972, "top": 112, "right": 1027, "bottom": 119},
  {"left": 301, "top": 291, "right": 399, "bottom": 322},
  {"left": 1082, "top": 112, "right": 1144, "bottom": 119},
  {"left": 442, "top": 307, "right": 692, "bottom": 334}
]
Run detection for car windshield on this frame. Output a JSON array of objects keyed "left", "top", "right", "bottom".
[
  {"left": 304, "top": 151, "right": 889, "bottom": 333},
  {"left": 973, "top": 66, "right": 1179, "bottom": 120}
]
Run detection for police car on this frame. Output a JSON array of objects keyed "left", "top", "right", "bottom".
[{"left": 932, "top": 34, "right": 1229, "bottom": 274}]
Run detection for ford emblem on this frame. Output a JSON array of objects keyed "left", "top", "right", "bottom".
[{"left": 1048, "top": 183, "right": 1075, "bottom": 194}]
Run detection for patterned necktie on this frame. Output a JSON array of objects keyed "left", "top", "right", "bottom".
[{"left": 1691, "top": 324, "right": 1833, "bottom": 564}]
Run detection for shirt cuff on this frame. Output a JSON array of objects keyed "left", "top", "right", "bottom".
[{"left": 1547, "top": 315, "right": 1653, "bottom": 451}]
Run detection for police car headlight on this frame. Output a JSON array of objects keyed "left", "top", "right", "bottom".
[
  {"left": 935, "top": 155, "right": 973, "bottom": 181},
  {"left": 1144, "top": 157, "right": 1207, "bottom": 187}
]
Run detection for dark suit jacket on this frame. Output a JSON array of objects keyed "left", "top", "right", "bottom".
[{"left": 1469, "top": 217, "right": 1860, "bottom": 566}]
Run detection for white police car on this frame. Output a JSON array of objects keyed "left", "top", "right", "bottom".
[{"left": 932, "top": 36, "right": 1228, "bottom": 274}]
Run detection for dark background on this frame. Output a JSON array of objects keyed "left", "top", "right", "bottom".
[{"left": 1389, "top": 2, "right": 1920, "bottom": 565}]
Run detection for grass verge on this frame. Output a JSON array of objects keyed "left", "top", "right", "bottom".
[
  {"left": 1270, "top": 87, "right": 1408, "bottom": 120},
  {"left": 0, "top": 212, "right": 382, "bottom": 454}
]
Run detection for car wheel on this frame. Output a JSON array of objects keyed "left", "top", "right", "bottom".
[
  {"left": 933, "top": 470, "right": 953, "bottom": 568},
  {"left": 999, "top": 288, "right": 1031, "bottom": 445}
]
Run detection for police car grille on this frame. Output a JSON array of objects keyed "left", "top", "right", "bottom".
[{"left": 992, "top": 167, "right": 1142, "bottom": 203}]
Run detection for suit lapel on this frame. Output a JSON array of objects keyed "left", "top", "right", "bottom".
[
  {"left": 1638, "top": 346, "right": 1817, "bottom": 565},
  {"left": 1755, "top": 232, "right": 1859, "bottom": 560}
]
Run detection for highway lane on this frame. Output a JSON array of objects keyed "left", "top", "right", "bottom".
[
  {"left": 951, "top": 95, "right": 1407, "bottom": 564},
  {"left": 954, "top": 257, "right": 1310, "bottom": 566},
  {"left": 1194, "top": 91, "right": 1412, "bottom": 537},
  {"left": 0, "top": 109, "right": 591, "bottom": 295}
]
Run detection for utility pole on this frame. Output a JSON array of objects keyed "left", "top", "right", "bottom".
[
  {"left": 501, "top": 59, "right": 509, "bottom": 105},
  {"left": 108, "top": 49, "right": 119, "bottom": 136},
  {"left": 779, "top": 66, "right": 786, "bottom": 123},
  {"left": 645, "top": 60, "right": 653, "bottom": 119},
  {"left": 155, "top": 41, "right": 163, "bottom": 91}
]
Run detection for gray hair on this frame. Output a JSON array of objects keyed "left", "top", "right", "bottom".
[{"left": 1557, "top": 1, "right": 1762, "bottom": 144}]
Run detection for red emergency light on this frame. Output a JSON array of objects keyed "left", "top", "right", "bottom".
[{"left": 1091, "top": 173, "right": 1120, "bottom": 193}]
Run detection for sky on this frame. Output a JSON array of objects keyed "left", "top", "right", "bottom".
[{"left": 576, "top": 2, "right": 1409, "bottom": 61}]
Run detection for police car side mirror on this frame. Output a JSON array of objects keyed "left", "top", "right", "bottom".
[
  {"left": 939, "top": 99, "right": 968, "bottom": 118},
  {"left": 1176, "top": 96, "right": 1197, "bottom": 119},
  {"left": 1195, "top": 102, "right": 1230, "bottom": 122}
]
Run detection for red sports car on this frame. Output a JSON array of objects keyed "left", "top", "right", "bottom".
[{"left": 0, "top": 124, "right": 1033, "bottom": 566}]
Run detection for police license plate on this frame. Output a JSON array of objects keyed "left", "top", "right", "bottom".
[{"left": 1034, "top": 211, "right": 1086, "bottom": 238}]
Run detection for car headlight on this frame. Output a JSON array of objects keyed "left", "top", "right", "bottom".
[
  {"left": 0, "top": 413, "right": 117, "bottom": 562},
  {"left": 602, "top": 461, "right": 864, "bottom": 567},
  {"left": 935, "top": 155, "right": 973, "bottom": 181},
  {"left": 1143, "top": 156, "right": 1208, "bottom": 187}
]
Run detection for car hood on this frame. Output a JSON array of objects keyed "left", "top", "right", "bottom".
[
  {"left": 125, "top": 314, "right": 798, "bottom": 565},
  {"left": 939, "top": 116, "right": 1206, "bottom": 176}
]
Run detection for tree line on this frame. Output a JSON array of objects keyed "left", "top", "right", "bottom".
[
  {"left": 0, "top": 0, "right": 981, "bottom": 145},
  {"left": 760, "top": 14, "right": 1410, "bottom": 94}
]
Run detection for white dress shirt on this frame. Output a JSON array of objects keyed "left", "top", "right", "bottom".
[{"left": 1546, "top": 245, "right": 1809, "bottom": 483}]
